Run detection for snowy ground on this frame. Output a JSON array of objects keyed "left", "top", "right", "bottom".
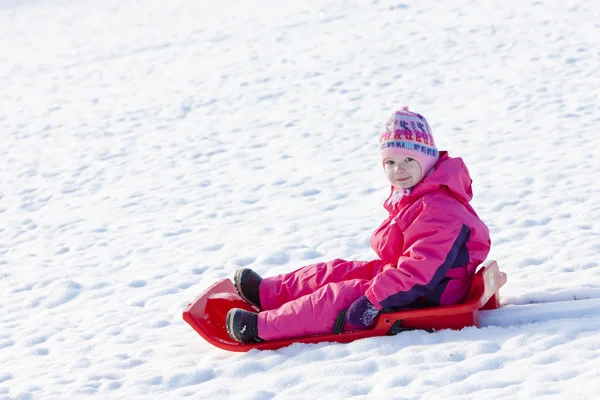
[{"left": 1, "top": 0, "right": 600, "bottom": 399}]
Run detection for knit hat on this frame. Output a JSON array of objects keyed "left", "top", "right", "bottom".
[{"left": 379, "top": 106, "right": 439, "bottom": 177}]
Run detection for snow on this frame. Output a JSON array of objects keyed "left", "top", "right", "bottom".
[{"left": 1, "top": 0, "right": 599, "bottom": 398}]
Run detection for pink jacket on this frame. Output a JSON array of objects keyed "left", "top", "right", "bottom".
[{"left": 366, "top": 151, "right": 491, "bottom": 310}]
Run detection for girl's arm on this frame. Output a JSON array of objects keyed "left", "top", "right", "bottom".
[{"left": 365, "top": 204, "right": 468, "bottom": 310}]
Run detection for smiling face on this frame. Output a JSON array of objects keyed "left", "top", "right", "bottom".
[{"left": 383, "top": 156, "right": 423, "bottom": 189}]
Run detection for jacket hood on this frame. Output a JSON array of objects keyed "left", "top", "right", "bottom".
[{"left": 410, "top": 151, "right": 473, "bottom": 204}]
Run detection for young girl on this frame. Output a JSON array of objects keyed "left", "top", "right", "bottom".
[{"left": 226, "top": 106, "right": 491, "bottom": 343}]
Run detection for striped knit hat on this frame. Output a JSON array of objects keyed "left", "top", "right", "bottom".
[{"left": 379, "top": 106, "right": 439, "bottom": 177}]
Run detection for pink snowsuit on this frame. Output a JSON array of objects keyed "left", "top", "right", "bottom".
[{"left": 257, "top": 152, "right": 491, "bottom": 340}]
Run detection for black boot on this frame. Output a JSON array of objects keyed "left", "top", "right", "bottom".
[
  {"left": 225, "top": 308, "right": 262, "bottom": 343},
  {"left": 234, "top": 268, "right": 263, "bottom": 309}
]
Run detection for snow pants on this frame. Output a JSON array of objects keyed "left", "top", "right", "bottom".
[{"left": 256, "top": 258, "right": 387, "bottom": 341}]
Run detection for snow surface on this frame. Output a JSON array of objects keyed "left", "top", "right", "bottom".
[{"left": 1, "top": 0, "right": 600, "bottom": 398}]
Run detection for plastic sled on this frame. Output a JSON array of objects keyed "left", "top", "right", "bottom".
[{"left": 183, "top": 260, "right": 507, "bottom": 352}]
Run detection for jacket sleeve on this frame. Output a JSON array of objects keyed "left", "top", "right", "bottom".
[{"left": 364, "top": 203, "right": 468, "bottom": 310}]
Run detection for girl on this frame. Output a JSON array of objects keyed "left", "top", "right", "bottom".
[{"left": 226, "top": 106, "right": 491, "bottom": 343}]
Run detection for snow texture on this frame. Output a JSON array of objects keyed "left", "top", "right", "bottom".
[{"left": 1, "top": 0, "right": 600, "bottom": 399}]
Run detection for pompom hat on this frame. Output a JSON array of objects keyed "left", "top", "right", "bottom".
[{"left": 379, "top": 106, "right": 439, "bottom": 177}]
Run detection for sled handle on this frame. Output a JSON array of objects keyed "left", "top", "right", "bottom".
[{"left": 333, "top": 310, "right": 347, "bottom": 334}]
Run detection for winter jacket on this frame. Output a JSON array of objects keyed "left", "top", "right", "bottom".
[{"left": 366, "top": 151, "right": 491, "bottom": 310}]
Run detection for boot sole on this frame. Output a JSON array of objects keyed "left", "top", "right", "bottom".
[
  {"left": 234, "top": 269, "right": 255, "bottom": 306},
  {"left": 226, "top": 309, "right": 242, "bottom": 342}
]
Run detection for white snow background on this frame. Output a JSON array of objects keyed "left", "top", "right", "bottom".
[{"left": 1, "top": 0, "right": 600, "bottom": 399}]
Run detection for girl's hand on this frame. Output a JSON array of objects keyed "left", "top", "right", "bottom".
[{"left": 345, "top": 296, "right": 379, "bottom": 327}]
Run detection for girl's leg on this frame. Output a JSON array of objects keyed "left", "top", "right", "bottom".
[
  {"left": 260, "top": 258, "right": 385, "bottom": 310},
  {"left": 257, "top": 279, "right": 371, "bottom": 341}
]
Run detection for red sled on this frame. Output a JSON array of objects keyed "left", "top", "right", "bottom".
[{"left": 183, "top": 260, "right": 507, "bottom": 352}]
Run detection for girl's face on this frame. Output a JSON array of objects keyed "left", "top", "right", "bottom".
[{"left": 383, "top": 156, "right": 422, "bottom": 189}]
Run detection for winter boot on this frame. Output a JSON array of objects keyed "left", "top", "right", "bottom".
[
  {"left": 225, "top": 308, "right": 262, "bottom": 343},
  {"left": 233, "top": 268, "right": 262, "bottom": 309}
]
